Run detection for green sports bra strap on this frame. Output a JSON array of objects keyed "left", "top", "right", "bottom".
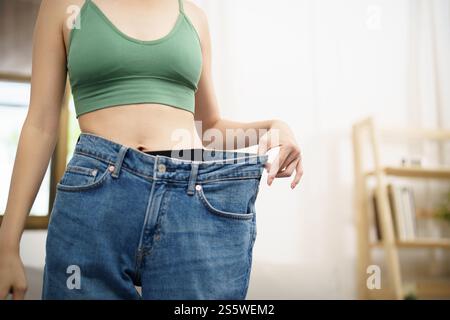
[{"left": 178, "top": 0, "right": 184, "bottom": 13}]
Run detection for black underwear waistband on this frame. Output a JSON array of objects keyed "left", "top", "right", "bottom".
[
  {"left": 143, "top": 148, "right": 211, "bottom": 162},
  {"left": 142, "top": 148, "right": 257, "bottom": 162}
]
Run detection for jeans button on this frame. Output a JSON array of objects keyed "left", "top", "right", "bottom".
[{"left": 157, "top": 163, "right": 166, "bottom": 173}]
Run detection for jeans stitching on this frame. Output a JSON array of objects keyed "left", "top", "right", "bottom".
[
  {"left": 240, "top": 179, "right": 260, "bottom": 299},
  {"left": 135, "top": 190, "right": 171, "bottom": 289},
  {"left": 143, "top": 189, "right": 172, "bottom": 256},
  {"left": 240, "top": 219, "right": 256, "bottom": 300},
  {"left": 56, "top": 164, "right": 113, "bottom": 192},
  {"left": 196, "top": 187, "right": 255, "bottom": 221},
  {"left": 75, "top": 149, "right": 263, "bottom": 183},
  {"left": 75, "top": 147, "right": 267, "bottom": 167}
]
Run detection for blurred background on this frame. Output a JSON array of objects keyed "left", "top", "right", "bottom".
[{"left": 0, "top": 0, "right": 449, "bottom": 299}]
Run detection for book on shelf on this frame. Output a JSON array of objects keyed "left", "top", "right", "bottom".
[
  {"left": 399, "top": 185, "right": 417, "bottom": 239},
  {"left": 371, "top": 193, "right": 382, "bottom": 241},
  {"left": 372, "top": 183, "right": 417, "bottom": 241}
]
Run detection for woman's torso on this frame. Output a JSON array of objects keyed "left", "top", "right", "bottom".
[{"left": 62, "top": 0, "right": 204, "bottom": 152}]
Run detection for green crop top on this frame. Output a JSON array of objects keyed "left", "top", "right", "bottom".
[{"left": 67, "top": 0, "right": 203, "bottom": 118}]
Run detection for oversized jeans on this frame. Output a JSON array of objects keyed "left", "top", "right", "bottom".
[{"left": 42, "top": 132, "right": 268, "bottom": 300}]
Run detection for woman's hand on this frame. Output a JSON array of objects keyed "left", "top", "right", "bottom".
[
  {"left": 0, "top": 247, "right": 27, "bottom": 300},
  {"left": 258, "top": 120, "right": 303, "bottom": 188}
]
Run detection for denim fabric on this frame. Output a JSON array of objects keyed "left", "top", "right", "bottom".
[{"left": 42, "top": 132, "right": 268, "bottom": 300}]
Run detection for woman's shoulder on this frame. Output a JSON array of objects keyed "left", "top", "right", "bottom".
[
  {"left": 39, "top": 0, "right": 86, "bottom": 14},
  {"left": 182, "top": 0, "right": 210, "bottom": 39},
  {"left": 38, "top": 0, "right": 87, "bottom": 29},
  {"left": 183, "top": 0, "right": 208, "bottom": 22}
]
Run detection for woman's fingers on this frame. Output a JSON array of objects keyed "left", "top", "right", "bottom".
[
  {"left": 257, "top": 127, "right": 303, "bottom": 188},
  {"left": 291, "top": 160, "right": 304, "bottom": 189},
  {"left": 266, "top": 146, "right": 303, "bottom": 187},
  {"left": 0, "top": 251, "right": 28, "bottom": 300},
  {"left": 278, "top": 145, "right": 301, "bottom": 173},
  {"left": 12, "top": 285, "right": 26, "bottom": 300},
  {"left": 267, "top": 147, "right": 290, "bottom": 185},
  {"left": 0, "top": 286, "right": 9, "bottom": 300},
  {"left": 276, "top": 158, "right": 298, "bottom": 178}
]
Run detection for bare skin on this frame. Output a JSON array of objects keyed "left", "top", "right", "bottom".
[{"left": 0, "top": 0, "right": 303, "bottom": 299}]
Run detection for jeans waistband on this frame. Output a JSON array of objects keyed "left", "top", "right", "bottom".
[{"left": 74, "top": 133, "right": 268, "bottom": 193}]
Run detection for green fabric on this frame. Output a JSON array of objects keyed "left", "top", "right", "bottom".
[{"left": 67, "top": 0, "right": 202, "bottom": 118}]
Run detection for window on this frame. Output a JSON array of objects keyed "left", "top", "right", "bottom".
[
  {"left": 0, "top": 81, "right": 51, "bottom": 216},
  {"left": 0, "top": 79, "right": 75, "bottom": 228}
]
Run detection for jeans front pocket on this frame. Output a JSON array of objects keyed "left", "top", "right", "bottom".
[
  {"left": 195, "top": 178, "right": 260, "bottom": 220},
  {"left": 57, "top": 153, "right": 112, "bottom": 192}
]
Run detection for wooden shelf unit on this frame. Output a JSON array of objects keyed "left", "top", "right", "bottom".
[
  {"left": 365, "top": 166, "right": 450, "bottom": 179},
  {"left": 352, "top": 116, "right": 450, "bottom": 300},
  {"left": 370, "top": 239, "right": 450, "bottom": 249}
]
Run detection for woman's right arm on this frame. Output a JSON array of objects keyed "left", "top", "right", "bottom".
[{"left": 0, "top": 0, "right": 69, "bottom": 300}]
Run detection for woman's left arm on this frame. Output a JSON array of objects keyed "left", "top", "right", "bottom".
[
  {"left": 208, "top": 119, "right": 303, "bottom": 189},
  {"left": 188, "top": 1, "right": 303, "bottom": 188}
]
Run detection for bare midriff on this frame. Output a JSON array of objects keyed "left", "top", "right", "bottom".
[{"left": 78, "top": 103, "right": 204, "bottom": 152}]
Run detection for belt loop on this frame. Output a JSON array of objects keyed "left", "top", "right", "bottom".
[
  {"left": 186, "top": 162, "right": 199, "bottom": 196},
  {"left": 111, "top": 145, "right": 129, "bottom": 179}
]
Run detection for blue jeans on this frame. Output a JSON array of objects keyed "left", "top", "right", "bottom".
[{"left": 42, "top": 133, "right": 268, "bottom": 300}]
